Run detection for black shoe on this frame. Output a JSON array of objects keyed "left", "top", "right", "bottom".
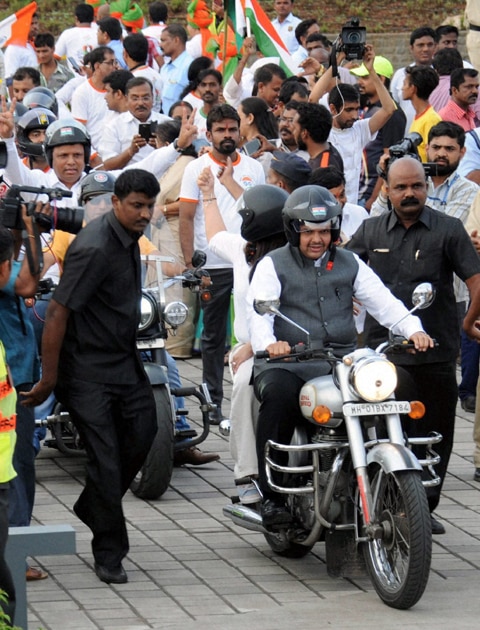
[
  {"left": 94, "top": 562, "right": 128, "bottom": 584},
  {"left": 208, "top": 408, "right": 225, "bottom": 426},
  {"left": 460, "top": 396, "right": 476, "bottom": 413},
  {"left": 474, "top": 468, "right": 480, "bottom": 481},
  {"left": 261, "top": 498, "right": 292, "bottom": 531},
  {"left": 431, "top": 516, "right": 446, "bottom": 535}
]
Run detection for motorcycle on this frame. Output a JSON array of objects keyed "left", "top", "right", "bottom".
[
  {"left": 223, "top": 283, "right": 442, "bottom": 610},
  {"left": 36, "top": 250, "right": 215, "bottom": 500}
]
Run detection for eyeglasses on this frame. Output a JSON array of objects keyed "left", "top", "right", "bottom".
[
  {"left": 101, "top": 59, "right": 118, "bottom": 67},
  {"left": 129, "top": 95, "right": 153, "bottom": 103}
]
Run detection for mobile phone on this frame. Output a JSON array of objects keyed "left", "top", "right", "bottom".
[
  {"left": 68, "top": 56, "right": 81, "bottom": 73},
  {"left": 243, "top": 138, "right": 261, "bottom": 156},
  {"left": 138, "top": 122, "right": 152, "bottom": 141}
]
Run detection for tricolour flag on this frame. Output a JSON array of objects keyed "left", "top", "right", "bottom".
[
  {"left": 223, "top": 0, "right": 297, "bottom": 81},
  {"left": 0, "top": 2, "right": 37, "bottom": 48}
]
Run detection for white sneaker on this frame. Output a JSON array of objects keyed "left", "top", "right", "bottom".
[{"left": 238, "top": 483, "right": 261, "bottom": 504}]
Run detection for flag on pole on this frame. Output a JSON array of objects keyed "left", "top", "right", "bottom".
[
  {"left": 223, "top": 0, "right": 297, "bottom": 80},
  {"left": 0, "top": 2, "right": 37, "bottom": 48}
]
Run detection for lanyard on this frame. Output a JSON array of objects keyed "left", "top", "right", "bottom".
[{"left": 427, "top": 173, "right": 459, "bottom": 208}]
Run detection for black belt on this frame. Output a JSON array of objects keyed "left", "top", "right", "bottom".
[{"left": 469, "top": 23, "right": 480, "bottom": 32}]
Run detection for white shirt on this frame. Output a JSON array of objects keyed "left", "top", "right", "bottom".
[
  {"left": 99, "top": 110, "right": 171, "bottom": 162},
  {"left": 246, "top": 251, "right": 424, "bottom": 352},
  {"left": 186, "top": 33, "right": 203, "bottom": 59},
  {"left": 131, "top": 65, "right": 163, "bottom": 113},
  {"left": 54, "top": 26, "right": 98, "bottom": 65},
  {"left": 390, "top": 65, "right": 415, "bottom": 134},
  {"left": 341, "top": 202, "right": 369, "bottom": 242},
  {"left": 71, "top": 78, "right": 109, "bottom": 153},
  {"left": 179, "top": 152, "right": 265, "bottom": 268},
  {"left": 142, "top": 24, "right": 166, "bottom": 41},
  {"left": 209, "top": 232, "right": 250, "bottom": 342},
  {"left": 193, "top": 108, "right": 208, "bottom": 140},
  {"left": 4, "top": 43, "right": 37, "bottom": 78},
  {"left": 328, "top": 119, "right": 376, "bottom": 203},
  {"left": 271, "top": 13, "right": 302, "bottom": 54}
]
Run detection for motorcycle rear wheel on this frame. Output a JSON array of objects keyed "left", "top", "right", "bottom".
[
  {"left": 363, "top": 469, "right": 432, "bottom": 610},
  {"left": 130, "top": 385, "right": 174, "bottom": 500}
]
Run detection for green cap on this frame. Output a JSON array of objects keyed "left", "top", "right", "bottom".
[{"left": 350, "top": 56, "right": 394, "bottom": 80}]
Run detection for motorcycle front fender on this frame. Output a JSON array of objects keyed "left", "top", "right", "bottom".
[
  {"left": 143, "top": 362, "right": 169, "bottom": 386},
  {"left": 366, "top": 442, "right": 422, "bottom": 473}
]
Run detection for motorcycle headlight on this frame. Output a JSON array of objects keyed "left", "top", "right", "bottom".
[
  {"left": 138, "top": 293, "right": 157, "bottom": 332},
  {"left": 349, "top": 356, "right": 397, "bottom": 402},
  {"left": 164, "top": 301, "right": 188, "bottom": 327}
]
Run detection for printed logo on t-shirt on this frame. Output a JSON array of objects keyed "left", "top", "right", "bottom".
[{"left": 240, "top": 175, "right": 254, "bottom": 189}]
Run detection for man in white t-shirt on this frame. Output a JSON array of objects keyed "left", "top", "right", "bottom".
[
  {"left": 4, "top": 12, "right": 39, "bottom": 86},
  {"left": 270, "top": 0, "right": 302, "bottom": 54},
  {"left": 100, "top": 77, "right": 170, "bottom": 170},
  {"left": 179, "top": 104, "right": 265, "bottom": 425},
  {"left": 71, "top": 46, "right": 117, "bottom": 153},
  {"left": 142, "top": 2, "right": 168, "bottom": 41},
  {"left": 54, "top": 4, "right": 98, "bottom": 66},
  {"left": 123, "top": 33, "right": 163, "bottom": 112}
]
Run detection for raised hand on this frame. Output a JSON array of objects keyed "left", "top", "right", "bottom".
[
  {"left": 177, "top": 106, "right": 198, "bottom": 149},
  {"left": 0, "top": 96, "right": 16, "bottom": 139}
]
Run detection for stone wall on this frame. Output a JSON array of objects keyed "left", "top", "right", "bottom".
[{"left": 326, "top": 31, "right": 469, "bottom": 71}]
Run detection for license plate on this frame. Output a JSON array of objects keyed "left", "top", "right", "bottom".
[{"left": 343, "top": 401, "right": 411, "bottom": 416}]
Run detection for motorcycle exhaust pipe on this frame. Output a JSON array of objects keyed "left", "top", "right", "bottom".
[{"left": 223, "top": 503, "right": 267, "bottom": 534}]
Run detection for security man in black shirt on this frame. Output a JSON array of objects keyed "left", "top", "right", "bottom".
[
  {"left": 22, "top": 169, "right": 160, "bottom": 584},
  {"left": 348, "top": 156, "right": 480, "bottom": 535}
]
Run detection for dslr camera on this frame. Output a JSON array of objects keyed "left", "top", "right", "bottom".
[
  {"left": 339, "top": 17, "right": 367, "bottom": 61},
  {"left": 0, "top": 184, "right": 84, "bottom": 234},
  {"left": 379, "top": 132, "right": 439, "bottom": 178}
]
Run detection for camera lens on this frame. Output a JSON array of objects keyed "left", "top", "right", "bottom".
[
  {"left": 54, "top": 207, "right": 85, "bottom": 234},
  {"left": 347, "top": 32, "right": 361, "bottom": 43}
]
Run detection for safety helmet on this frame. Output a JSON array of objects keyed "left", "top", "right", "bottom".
[
  {"left": 283, "top": 185, "right": 343, "bottom": 247},
  {"left": 44, "top": 119, "right": 91, "bottom": 167},
  {"left": 238, "top": 185, "right": 288, "bottom": 242},
  {"left": 22, "top": 86, "right": 59, "bottom": 116},
  {"left": 16, "top": 108, "right": 57, "bottom": 158},
  {"left": 13, "top": 102, "right": 28, "bottom": 124},
  {"left": 79, "top": 171, "right": 116, "bottom": 205}
]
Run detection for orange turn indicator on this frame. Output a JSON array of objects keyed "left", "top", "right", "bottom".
[
  {"left": 408, "top": 401, "right": 425, "bottom": 419},
  {"left": 312, "top": 405, "right": 332, "bottom": 424}
]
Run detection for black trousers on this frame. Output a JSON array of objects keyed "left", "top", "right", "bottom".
[
  {"left": 0, "top": 486, "right": 15, "bottom": 623},
  {"left": 56, "top": 376, "right": 157, "bottom": 568},
  {"left": 396, "top": 361, "right": 458, "bottom": 513},
  {"left": 254, "top": 369, "right": 307, "bottom": 501},
  {"left": 200, "top": 268, "right": 234, "bottom": 409}
]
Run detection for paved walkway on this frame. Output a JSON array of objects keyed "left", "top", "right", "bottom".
[{"left": 22, "top": 358, "right": 480, "bottom": 630}]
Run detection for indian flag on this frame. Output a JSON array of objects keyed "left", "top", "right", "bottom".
[
  {"left": 223, "top": 0, "right": 297, "bottom": 80},
  {"left": 0, "top": 2, "right": 37, "bottom": 48}
]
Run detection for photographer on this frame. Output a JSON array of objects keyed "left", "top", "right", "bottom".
[{"left": 0, "top": 201, "right": 50, "bottom": 580}]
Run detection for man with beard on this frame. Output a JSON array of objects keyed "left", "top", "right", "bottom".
[
  {"left": 291, "top": 101, "right": 344, "bottom": 174},
  {"left": 327, "top": 45, "right": 396, "bottom": 203},
  {"left": 99, "top": 77, "right": 170, "bottom": 170},
  {"left": 439, "top": 68, "right": 480, "bottom": 131},
  {"left": 179, "top": 104, "right": 265, "bottom": 424},
  {"left": 193, "top": 68, "right": 223, "bottom": 141},
  {"left": 347, "top": 155, "right": 480, "bottom": 535},
  {"left": 371, "top": 122, "right": 479, "bottom": 412}
]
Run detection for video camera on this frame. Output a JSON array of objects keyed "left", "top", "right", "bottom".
[
  {"left": 0, "top": 184, "right": 84, "bottom": 234},
  {"left": 379, "top": 132, "right": 439, "bottom": 179},
  {"left": 338, "top": 17, "right": 367, "bottom": 61}
]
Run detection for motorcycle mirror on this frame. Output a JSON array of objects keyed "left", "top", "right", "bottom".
[
  {"left": 411, "top": 282, "right": 435, "bottom": 310},
  {"left": 192, "top": 250, "right": 207, "bottom": 269},
  {"left": 254, "top": 298, "right": 311, "bottom": 347}
]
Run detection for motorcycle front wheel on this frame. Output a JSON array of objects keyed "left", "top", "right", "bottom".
[
  {"left": 362, "top": 469, "right": 432, "bottom": 610},
  {"left": 130, "top": 385, "right": 174, "bottom": 500}
]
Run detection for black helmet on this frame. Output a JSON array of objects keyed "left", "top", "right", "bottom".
[
  {"left": 44, "top": 119, "right": 91, "bottom": 167},
  {"left": 79, "top": 171, "right": 116, "bottom": 205},
  {"left": 13, "top": 102, "right": 28, "bottom": 124},
  {"left": 23, "top": 87, "right": 59, "bottom": 116},
  {"left": 238, "top": 185, "right": 288, "bottom": 242},
  {"left": 283, "top": 185, "right": 343, "bottom": 247},
  {"left": 16, "top": 108, "right": 57, "bottom": 158}
]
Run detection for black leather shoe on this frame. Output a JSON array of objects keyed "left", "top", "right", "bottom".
[
  {"left": 94, "top": 562, "right": 128, "bottom": 584},
  {"left": 208, "top": 408, "right": 225, "bottom": 426},
  {"left": 460, "top": 396, "right": 476, "bottom": 413},
  {"left": 431, "top": 516, "right": 446, "bottom": 535},
  {"left": 474, "top": 468, "right": 480, "bottom": 481},
  {"left": 174, "top": 446, "right": 220, "bottom": 466},
  {"left": 261, "top": 499, "right": 292, "bottom": 530}
]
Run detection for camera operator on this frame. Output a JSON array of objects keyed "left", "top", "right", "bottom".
[
  {"left": 0, "top": 201, "right": 51, "bottom": 580},
  {"left": 0, "top": 97, "right": 198, "bottom": 205}
]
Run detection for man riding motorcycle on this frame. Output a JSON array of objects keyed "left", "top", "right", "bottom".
[{"left": 247, "top": 184, "right": 434, "bottom": 530}]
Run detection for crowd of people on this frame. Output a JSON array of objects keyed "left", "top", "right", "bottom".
[{"left": 1, "top": 0, "right": 480, "bottom": 616}]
